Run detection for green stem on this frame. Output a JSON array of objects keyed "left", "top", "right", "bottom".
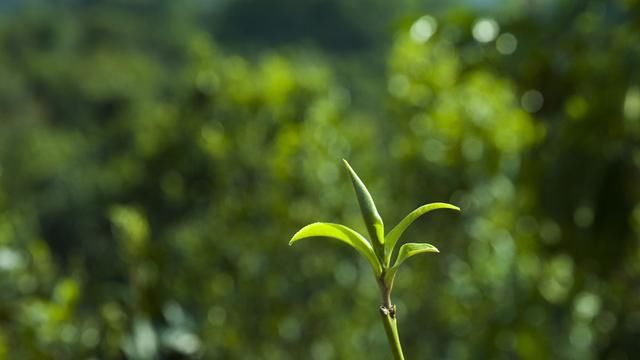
[
  {"left": 379, "top": 276, "right": 405, "bottom": 360},
  {"left": 380, "top": 306, "right": 405, "bottom": 360}
]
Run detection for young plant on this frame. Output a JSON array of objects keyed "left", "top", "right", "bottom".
[{"left": 289, "top": 160, "right": 460, "bottom": 359}]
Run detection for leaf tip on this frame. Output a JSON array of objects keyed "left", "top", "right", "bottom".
[
  {"left": 288, "top": 225, "right": 308, "bottom": 246},
  {"left": 439, "top": 202, "right": 461, "bottom": 212},
  {"left": 342, "top": 159, "right": 352, "bottom": 171}
]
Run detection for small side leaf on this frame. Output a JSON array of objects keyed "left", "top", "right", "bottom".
[
  {"left": 394, "top": 243, "right": 439, "bottom": 267},
  {"left": 289, "top": 222, "right": 382, "bottom": 276},
  {"left": 384, "top": 243, "right": 439, "bottom": 284},
  {"left": 342, "top": 160, "right": 385, "bottom": 250},
  {"left": 384, "top": 202, "right": 459, "bottom": 265}
]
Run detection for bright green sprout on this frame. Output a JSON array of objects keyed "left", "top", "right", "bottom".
[{"left": 289, "top": 159, "right": 460, "bottom": 360}]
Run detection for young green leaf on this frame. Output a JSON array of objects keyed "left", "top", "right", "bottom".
[
  {"left": 384, "top": 202, "right": 459, "bottom": 265},
  {"left": 289, "top": 222, "right": 382, "bottom": 276},
  {"left": 384, "top": 243, "right": 439, "bottom": 284},
  {"left": 342, "top": 160, "right": 385, "bottom": 251},
  {"left": 394, "top": 243, "right": 439, "bottom": 265}
]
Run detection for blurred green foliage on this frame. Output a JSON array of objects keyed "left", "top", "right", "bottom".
[{"left": 0, "top": 0, "right": 639, "bottom": 359}]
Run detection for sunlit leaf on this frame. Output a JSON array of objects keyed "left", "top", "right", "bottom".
[
  {"left": 394, "top": 242, "right": 439, "bottom": 265},
  {"left": 342, "top": 159, "right": 385, "bottom": 251},
  {"left": 384, "top": 202, "right": 459, "bottom": 265},
  {"left": 289, "top": 222, "right": 382, "bottom": 276},
  {"left": 385, "top": 243, "right": 439, "bottom": 284}
]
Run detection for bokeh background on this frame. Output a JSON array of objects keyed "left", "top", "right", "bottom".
[{"left": 1, "top": 0, "right": 639, "bottom": 358}]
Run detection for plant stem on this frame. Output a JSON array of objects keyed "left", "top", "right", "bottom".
[
  {"left": 379, "top": 276, "right": 405, "bottom": 360},
  {"left": 380, "top": 306, "right": 405, "bottom": 360}
]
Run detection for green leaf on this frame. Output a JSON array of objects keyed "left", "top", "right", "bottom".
[
  {"left": 394, "top": 242, "right": 439, "bottom": 266},
  {"left": 289, "top": 222, "right": 382, "bottom": 276},
  {"left": 342, "top": 160, "right": 385, "bottom": 251},
  {"left": 385, "top": 243, "right": 439, "bottom": 284},
  {"left": 384, "top": 202, "right": 459, "bottom": 265}
]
